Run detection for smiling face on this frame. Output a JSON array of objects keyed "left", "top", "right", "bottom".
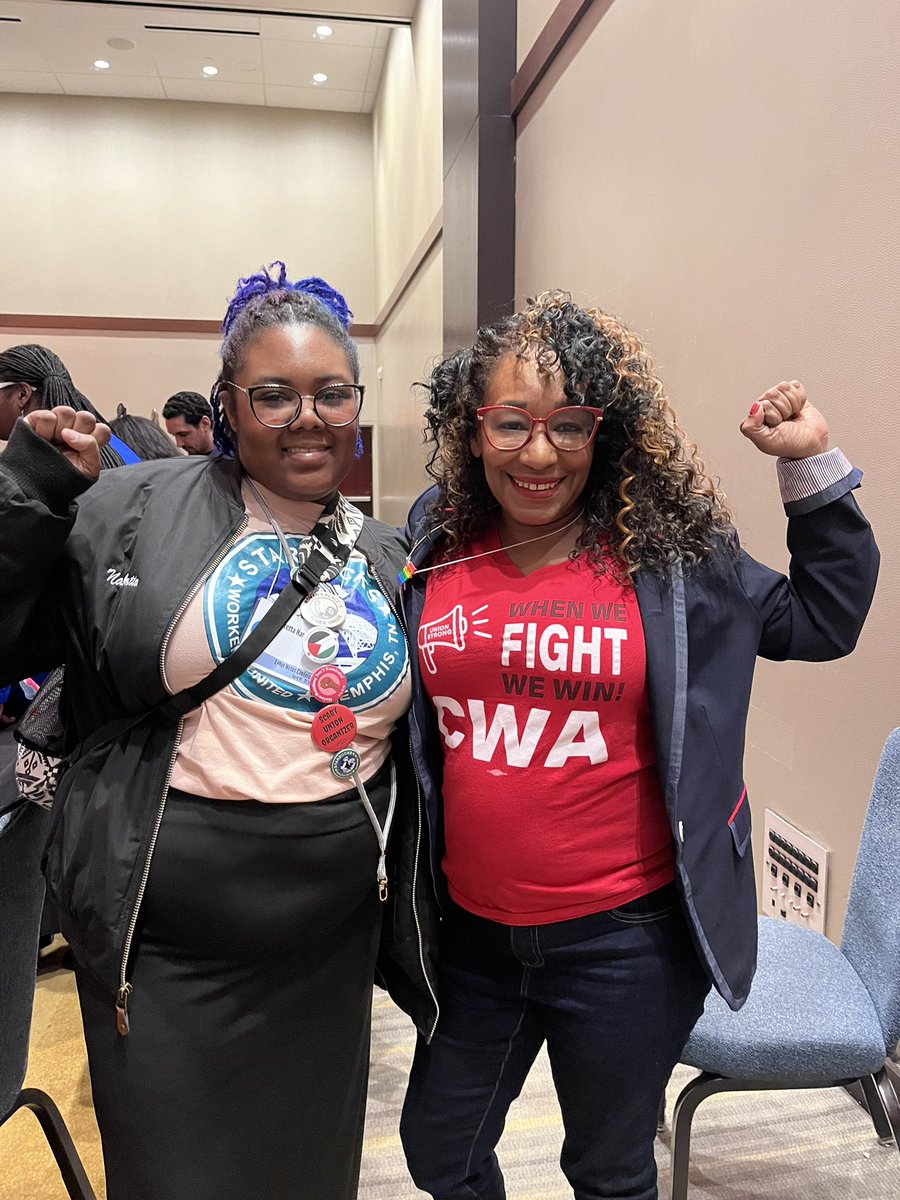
[
  {"left": 222, "top": 324, "right": 359, "bottom": 503},
  {"left": 471, "top": 351, "right": 595, "bottom": 541}
]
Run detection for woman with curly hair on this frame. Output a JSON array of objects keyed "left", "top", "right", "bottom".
[{"left": 398, "top": 291, "right": 878, "bottom": 1200}]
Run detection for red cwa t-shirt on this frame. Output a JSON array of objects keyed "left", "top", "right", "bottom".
[{"left": 418, "top": 532, "right": 674, "bottom": 925}]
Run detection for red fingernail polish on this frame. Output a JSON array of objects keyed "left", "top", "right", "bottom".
[{"left": 749, "top": 402, "right": 760, "bottom": 415}]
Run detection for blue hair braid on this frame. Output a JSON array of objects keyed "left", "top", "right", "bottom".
[
  {"left": 212, "top": 262, "right": 358, "bottom": 458},
  {"left": 222, "top": 261, "right": 353, "bottom": 335}
]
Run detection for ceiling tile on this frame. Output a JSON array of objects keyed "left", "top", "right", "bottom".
[
  {"left": 0, "top": 69, "right": 62, "bottom": 93},
  {"left": 116, "top": 0, "right": 416, "bottom": 14},
  {"left": 143, "top": 29, "right": 262, "bottom": 80},
  {"left": 139, "top": 8, "right": 258, "bottom": 34},
  {"left": 163, "top": 76, "right": 264, "bottom": 105},
  {"left": 0, "top": 19, "right": 54, "bottom": 70},
  {"left": 56, "top": 72, "right": 166, "bottom": 99},
  {"left": 262, "top": 39, "right": 372, "bottom": 90},
  {"left": 258, "top": 16, "right": 377, "bottom": 48},
  {"left": 264, "top": 84, "right": 363, "bottom": 113},
  {"left": 0, "top": 0, "right": 396, "bottom": 112},
  {"left": 42, "top": 37, "right": 160, "bottom": 76}
]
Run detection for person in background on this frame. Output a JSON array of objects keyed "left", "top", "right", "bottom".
[
  {"left": 0, "top": 344, "right": 137, "bottom": 464},
  {"left": 109, "top": 406, "right": 183, "bottom": 461},
  {"left": 398, "top": 291, "right": 878, "bottom": 1200},
  {"left": 0, "top": 262, "right": 437, "bottom": 1200},
  {"left": 162, "top": 389, "right": 215, "bottom": 454},
  {"left": 0, "top": 347, "right": 142, "bottom": 956}
]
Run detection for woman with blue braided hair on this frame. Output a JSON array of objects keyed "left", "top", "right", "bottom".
[{"left": 0, "top": 263, "right": 438, "bottom": 1200}]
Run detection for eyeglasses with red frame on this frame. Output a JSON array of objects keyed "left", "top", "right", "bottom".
[{"left": 475, "top": 405, "right": 604, "bottom": 452}]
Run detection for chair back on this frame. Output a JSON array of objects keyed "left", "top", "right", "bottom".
[
  {"left": 841, "top": 728, "right": 900, "bottom": 1054},
  {"left": 0, "top": 800, "right": 48, "bottom": 1120}
]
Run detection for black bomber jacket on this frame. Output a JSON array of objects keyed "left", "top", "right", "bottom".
[{"left": 0, "top": 421, "right": 439, "bottom": 1040}]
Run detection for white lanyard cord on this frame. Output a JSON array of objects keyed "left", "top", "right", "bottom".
[
  {"left": 245, "top": 476, "right": 395, "bottom": 899},
  {"left": 244, "top": 477, "right": 302, "bottom": 572},
  {"left": 354, "top": 759, "right": 396, "bottom": 900}
]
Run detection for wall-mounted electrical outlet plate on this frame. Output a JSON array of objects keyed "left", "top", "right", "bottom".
[{"left": 762, "top": 809, "right": 828, "bottom": 935}]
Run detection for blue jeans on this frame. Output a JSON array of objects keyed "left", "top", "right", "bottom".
[{"left": 400, "top": 883, "right": 709, "bottom": 1200}]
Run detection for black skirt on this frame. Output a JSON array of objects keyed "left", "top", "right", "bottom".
[{"left": 75, "top": 760, "right": 393, "bottom": 1200}]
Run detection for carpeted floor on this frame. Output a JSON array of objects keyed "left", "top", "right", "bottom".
[{"left": 2, "top": 952, "right": 899, "bottom": 1200}]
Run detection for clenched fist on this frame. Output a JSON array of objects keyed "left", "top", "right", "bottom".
[
  {"left": 739, "top": 381, "right": 829, "bottom": 460},
  {"left": 25, "top": 406, "right": 111, "bottom": 480}
]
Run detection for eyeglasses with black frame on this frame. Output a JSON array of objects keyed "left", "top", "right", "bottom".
[
  {"left": 476, "top": 405, "right": 604, "bottom": 452},
  {"left": 223, "top": 381, "right": 364, "bottom": 429}
]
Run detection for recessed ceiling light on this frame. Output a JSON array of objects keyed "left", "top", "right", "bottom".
[
  {"left": 315, "top": 25, "right": 333, "bottom": 38},
  {"left": 107, "top": 37, "right": 135, "bottom": 51},
  {"left": 93, "top": 59, "right": 110, "bottom": 70},
  {"left": 202, "top": 64, "right": 219, "bottom": 77},
  {"left": 312, "top": 72, "right": 328, "bottom": 84}
]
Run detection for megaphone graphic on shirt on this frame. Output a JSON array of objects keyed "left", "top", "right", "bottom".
[{"left": 418, "top": 603, "right": 468, "bottom": 675}]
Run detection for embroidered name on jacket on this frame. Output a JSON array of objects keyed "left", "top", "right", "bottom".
[{"left": 106, "top": 568, "right": 139, "bottom": 588}]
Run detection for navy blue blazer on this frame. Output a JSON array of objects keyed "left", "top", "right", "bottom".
[{"left": 400, "top": 474, "right": 878, "bottom": 1009}]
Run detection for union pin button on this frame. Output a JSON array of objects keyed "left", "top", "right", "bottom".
[
  {"left": 311, "top": 703, "right": 357, "bottom": 752},
  {"left": 309, "top": 665, "right": 347, "bottom": 703},
  {"left": 300, "top": 590, "right": 346, "bottom": 629},
  {"left": 301, "top": 625, "right": 340, "bottom": 666},
  {"left": 330, "top": 748, "right": 361, "bottom": 780}
]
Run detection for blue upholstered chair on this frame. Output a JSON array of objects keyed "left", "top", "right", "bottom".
[{"left": 669, "top": 728, "right": 900, "bottom": 1199}]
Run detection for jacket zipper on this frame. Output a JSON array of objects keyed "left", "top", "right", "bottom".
[
  {"left": 406, "top": 739, "right": 440, "bottom": 1042},
  {"left": 116, "top": 717, "right": 183, "bottom": 1035},
  {"left": 369, "top": 557, "right": 440, "bottom": 1041},
  {"left": 115, "top": 516, "right": 248, "bottom": 1036}
]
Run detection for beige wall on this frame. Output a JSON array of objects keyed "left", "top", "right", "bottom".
[
  {"left": 372, "top": 0, "right": 442, "bottom": 313},
  {"left": 371, "top": 0, "right": 443, "bottom": 521},
  {"left": 1, "top": 21, "right": 445, "bottom": 504},
  {"left": 515, "top": 0, "right": 900, "bottom": 937},
  {"left": 517, "top": 0, "right": 560, "bottom": 67},
  {"left": 0, "top": 330, "right": 220, "bottom": 422},
  {"left": 0, "top": 330, "right": 376, "bottom": 427},
  {"left": 0, "top": 94, "right": 375, "bottom": 321},
  {"left": 373, "top": 240, "right": 442, "bottom": 525}
]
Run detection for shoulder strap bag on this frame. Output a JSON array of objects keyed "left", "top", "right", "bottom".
[{"left": 8, "top": 523, "right": 348, "bottom": 814}]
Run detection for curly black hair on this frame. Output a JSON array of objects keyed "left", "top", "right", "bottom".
[
  {"left": 161, "top": 391, "right": 212, "bottom": 427},
  {"left": 422, "top": 291, "right": 735, "bottom": 577}
]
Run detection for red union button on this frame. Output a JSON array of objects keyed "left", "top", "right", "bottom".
[
  {"left": 309, "top": 665, "right": 347, "bottom": 703},
  {"left": 311, "top": 703, "right": 357, "bottom": 752}
]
